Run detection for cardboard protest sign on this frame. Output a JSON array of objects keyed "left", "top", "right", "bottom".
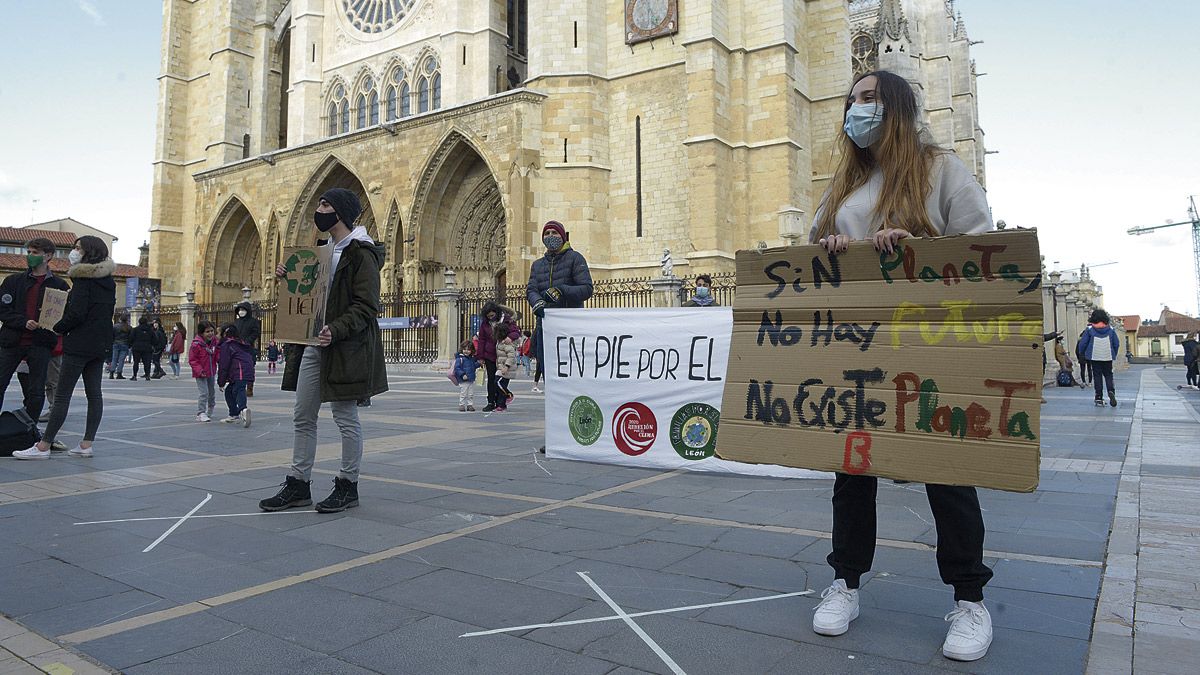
[
  {"left": 38, "top": 288, "right": 69, "bottom": 329},
  {"left": 716, "top": 230, "right": 1043, "bottom": 492},
  {"left": 275, "top": 245, "right": 333, "bottom": 345},
  {"left": 545, "top": 307, "right": 830, "bottom": 479}
]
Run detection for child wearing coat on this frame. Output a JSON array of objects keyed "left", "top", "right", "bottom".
[
  {"left": 1077, "top": 309, "right": 1121, "bottom": 407},
  {"left": 494, "top": 333, "right": 517, "bottom": 410},
  {"left": 453, "top": 340, "right": 480, "bottom": 412},
  {"left": 217, "top": 324, "right": 255, "bottom": 427},
  {"left": 188, "top": 320, "right": 218, "bottom": 422}
]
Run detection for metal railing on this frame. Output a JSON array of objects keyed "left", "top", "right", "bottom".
[
  {"left": 379, "top": 290, "right": 438, "bottom": 363},
  {"left": 678, "top": 271, "right": 737, "bottom": 306},
  {"left": 589, "top": 276, "right": 654, "bottom": 309}
]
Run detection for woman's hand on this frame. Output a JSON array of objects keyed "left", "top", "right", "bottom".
[
  {"left": 872, "top": 228, "right": 911, "bottom": 254},
  {"left": 817, "top": 234, "right": 850, "bottom": 254}
]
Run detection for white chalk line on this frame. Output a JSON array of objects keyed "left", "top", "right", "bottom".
[
  {"left": 76, "top": 510, "right": 315, "bottom": 526},
  {"left": 576, "top": 572, "right": 687, "bottom": 675},
  {"left": 459, "top": 588, "right": 814, "bottom": 638},
  {"left": 141, "top": 493, "right": 211, "bottom": 553},
  {"left": 130, "top": 410, "right": 164, "bottom": 422}
]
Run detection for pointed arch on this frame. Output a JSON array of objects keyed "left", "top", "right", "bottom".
[
  {"left": 204, "top": 195, "right": 266, "bottom": 303},
  {"left": 286, "top": 154, "right": 377, "bottom": 246},
  {"left": 383, "top": 200, "right": 404, "bottom": 293}
]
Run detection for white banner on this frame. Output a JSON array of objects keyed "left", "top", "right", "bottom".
[{"left": 543, "top": 307, "right": 831, "bottom": 479}]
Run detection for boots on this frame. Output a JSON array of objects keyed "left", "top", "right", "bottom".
[
  {"left": 315, "top": 477, "right": 359, "bottom": 513},
  {"left": 258, "top": 476, "right": 312, "bottom": 512}
]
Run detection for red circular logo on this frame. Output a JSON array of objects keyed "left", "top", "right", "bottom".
[{"left": 612, "top": 402, "right": 658, "bottom": 456}]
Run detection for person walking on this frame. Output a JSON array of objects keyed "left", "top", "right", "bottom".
[
  {"left": 453, "top": 340, "right": 480, "bottom": 412},
  {"left": 1078, "top": 309, "right": 1120, "bottom": 407},
  {"left": 259, "top": 188, "right": 387, "bottom": 514},
  {"left": 128, "top": 316, "right": 155, "bottom": 382},
  {"left": 216, "top": 324, "right": 254, "bottom": 427},
  {"left": 526, "top": 220, "right": 593, "bottom": 396},
  {"left": 234, "top": 302, "right": 261, "bottom": 397},
  {"left": 0, "top": 237, "right": 71, "bottom": 421},
  {"left": 806, "top": 70, "right": 996, "bottom": 662},
  {"left": 682, "top": 274, "right": 721, "bottom": 307},
  {"left": 168, "top": 322, "right": 186, "bottom": 379},
  {"left": 476, "top": 301, "right": 519, "bottom": 413},
  {"left": 151, "top": 319, "right": 168, "bottom": 378},
  {"left": 189, "top": 321, "right": 218, "bottom": 422},
  {"left": 13, "top": 237, "right": 116, "bottom": 460},
  {"left": 1182, "top": 332, "right": 1198, "bottom": 389},
  {"left": 1075, "top": 328, "right": 1092, "bottom": 388},
  {"left": 109, "top": 316, "right": 131, "bottom": 379}
]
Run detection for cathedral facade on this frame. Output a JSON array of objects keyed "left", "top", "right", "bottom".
[{"left": 149, "top": 0, "right": 986, "bottom": 303}]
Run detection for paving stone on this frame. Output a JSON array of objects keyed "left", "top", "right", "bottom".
[
  {"left": 285, "top": 515, "right": 433, "bottom": 553},
  {"left": 121, "top": 627, "right": 336, "bottom": 675},
  {"left": 398, "top": 536, "right": 576, "bottom": 581},
  {"left": 988, "top": 558, "right": 1102, "bottom": 598},
  {"left": 18, "top": 589, "right": 170, "bottom": 637},
  {"left": 528, "top": 559, "right": 742, "bottom": 613},
  {"left": 767, "top": 641, "right": 949, "bottom": 674},
  {"left": 932, "top": 626, "right": 1089, "bottom": 674},
  {"left": 0, "top": 559, "right": 133, "bottom": 617},
  {"left": 664, "top": 548, "right": 812, "bottom": 593},
  {"left": 313, "top": 556, "right": 437, "bottom": 595},
  {"left": 710, "top": 527, "right": 816, "bottom": 559},
  {"left": 76, "top": 612, "right": 244, "bottom": 670}
]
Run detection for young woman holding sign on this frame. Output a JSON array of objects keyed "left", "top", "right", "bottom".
[{"left": 808, "top": 70, "right": 995, "bottom": 662}]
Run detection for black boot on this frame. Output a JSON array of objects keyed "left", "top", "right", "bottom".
[
  {"left": 1108, "top": 390, "right": 1117, "bottom": 407},
  {"left": 316, "top": 477, "right": 359, "bottom": 513},
  {"left": 258, "top": 475, "right": 312, "bottom": 512}
]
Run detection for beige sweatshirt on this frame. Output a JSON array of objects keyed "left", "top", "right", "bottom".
[{"left": 810, "top": 152, "right": 992, "bottom": 240}]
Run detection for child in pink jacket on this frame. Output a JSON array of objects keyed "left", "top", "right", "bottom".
[{"left": 188, "top": 320, "right": 218, "bottom": 421}]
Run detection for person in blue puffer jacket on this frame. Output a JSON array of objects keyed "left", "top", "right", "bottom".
[
  {"left": 526, "top": 220, "right": 593, "bottom": 389},
  {"left": 1077, "top": 308, "right": 1120, "bottom": 407}
]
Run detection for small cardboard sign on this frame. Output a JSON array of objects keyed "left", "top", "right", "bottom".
[
  {"left": 275, "top": 245, "right": 333, "bottom": 345},
  {"left": 39, "top": 288, "right": 69, "bottom": 330},
  {"left": 715, "top": 230, "right": 1044, "bottom": 492}
]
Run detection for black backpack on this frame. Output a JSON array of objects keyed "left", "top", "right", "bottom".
[{"left": 0, "top": 409, "right": 42, "bottom": 456}]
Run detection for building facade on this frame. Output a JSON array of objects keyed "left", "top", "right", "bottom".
[{"left": 150, "top": 0, "right": 987, "bottom": 304}]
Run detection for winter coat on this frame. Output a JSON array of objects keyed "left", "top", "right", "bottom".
[
  {"left": 495, "top": 339, "right": 517, "bottom": 378},
  {"left": 476, "top": 308, "right": 519, "bottom": 363},
  {"left": 266, "top": 343, "right": 281, "bottom": 361},
  {"left": 1078, "top": 324, "right": 1120, "bottom": 362},
  {"left": 1183, "top": 339, "right": 1198, "bottom": 366},
  {"left": 526, "top": 245, "right": 593, "bottom": 310},
  {"left": 169, "top": 328, "right": 186, "bottom": 354},
  {"left": 53, "top": 259, "right": 117, "bottom": 359},
  {"left": 0, "top": 269, "right": 71, "bottom": 349},
  {"left": 129, "top": 323, "right": 156, "bottom": 354},
  {"left": 1053, "top": 341, "right": 1072, "bottom": 370},
  {"left": 234, "top": 302, "right": 261, "bottom": 350},
  {"left": 113, "top": 323, "right": 131, "bottom": 346},
  {"left": 682, "top": 297, "right": 721, "bottom": 307},
  {"left": 453, "top": 352, "right": 480, "bottom": 383},
  {"left": 151, "top": 326, "right": 167, "bottom": 353},
  {"left": 282, "top": 238, "right": 388, "bottom": 402},
  {"left": 218, "top": 338, "right": 256, "bottom": 386},
  {"left": 188, "top": 335, "right": 218, "bottom": 379}
]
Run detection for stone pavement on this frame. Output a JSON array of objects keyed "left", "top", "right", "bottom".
[{"left": 0, "top": 363, "right": 1188, "bottom": 674}]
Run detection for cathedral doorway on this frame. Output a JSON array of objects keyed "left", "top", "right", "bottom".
[
  {"left": 206, "top": 197, "right": 263, "bottom": 303},
  {"left": 288, "top": 157, "right": 377, "bottom": 247}
]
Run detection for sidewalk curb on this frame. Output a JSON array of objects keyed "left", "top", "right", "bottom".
[{"left": 0, "top": 615, "right": 116, "bottom": 674}]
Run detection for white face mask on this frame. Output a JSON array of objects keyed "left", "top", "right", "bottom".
[
  {"left": 68, "top": 250, "right": 83, "bottom": 265},
  {"left": 844, "top": 102, "right": 885, "bottom": 149}
]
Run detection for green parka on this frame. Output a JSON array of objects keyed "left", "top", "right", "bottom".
[{"left": 282, "top": 239, "right": 388, "bottom": 402}]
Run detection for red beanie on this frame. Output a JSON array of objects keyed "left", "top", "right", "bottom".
[{"left": 542, "top": 220, "right": 568, "bottom": 241}]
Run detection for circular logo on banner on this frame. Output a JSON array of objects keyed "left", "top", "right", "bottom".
[
  {"left": 568, "top": 396, "right": 603, "bottom": 446},
  {"left": 612, "top": 402, "right": 658, "bottom": 456},
  {"left": 670, "top": 403, "right": 720, "bottom": 460}
]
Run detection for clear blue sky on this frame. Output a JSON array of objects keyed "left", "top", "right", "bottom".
[{"left": 1, "top": 0, "right": 1197, "bottom": 319}]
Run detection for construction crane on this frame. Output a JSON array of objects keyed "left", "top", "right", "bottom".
[{"left": 1126, "top": 195, "right": 1200, "bottom": 314}]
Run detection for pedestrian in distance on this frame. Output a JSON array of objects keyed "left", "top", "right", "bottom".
[
  {"left": 168, "top": 322, "right": 186, "bottom": 379},
  {"left": 128, "top": 315, "right": 155, "bottom": 382},
  {"left": 109, "top": 315, "right": 131, "bottom": 379},
  {"left": 453, "top": 340, "right": 480, "bottom": 412},
  {"left": 514, "top": 330, "right": 531, "bottom": 377},
  {"left": 189, "top": 320, "right": 218, "bottom": 422},
  {"left": 216, "top": 324, "right": 253, "bottom": 427},
  {"left": 234, "top": 302, "right": 261, "bottom": 397},
  {"left": 1077, "top": 308, "right": 1120, "bottom": 407},
  {"left": 0, "top": 237, "right": 71, "bottom": 422},
  {"left": 259, "top": 187, "right": 387, "bottom": 514},
  {"left": 526, "top": 220, "right": 593, "bottom": 395},
  {"left": 150, "top": 318, "right": 168, "bottom": 378},
  {"left": 808, "top": 69, "right": 996, "bottom": 662},
  {"left": 13, "top": 236, "right": 116, "bottom": 460},
  {"left": 1181, "top": 332, "right": 1198, "bottom": 389},
  {"left": 1053, "top": 335, "right": 1083, "bottom": 388},
  {"left": 1075, "top": 328, "right": 1092, "bottom": 387},
  {"left": 476, "top": 301, "right": 519, "bottom": 413},
  {"left": 266, "top": 339, "right": 281, "bottom": 374},
  {"left": 682, "top": 273, "right": 720, "bottom": 307}
]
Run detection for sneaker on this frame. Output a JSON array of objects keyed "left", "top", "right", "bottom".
[
  {"left": 1108, "top": 391, "right": 1117, "bottom": 407},
  {"left": 813, "top": 580, "right": 859, "bottom": 636},
  {"left": 531, "top": 385, "right": 542, "bottom": 393},
  {"left": 1095, "top": 399, "right": 1105, "bottom": 407},
  {"left": 466, "top": 405, "right": 475, "bottom": 412},
  {"left": 221, "top": 416, "right": 240, "bottom": 423},
  {"left": 259, "top": 476, "right": 313, "bottom": 512},
  {"left": 482, "top": 404, "right": 497, "bottom": 412},
  {"left": 69, "top": 445, "right": 94, "bottom": 458},
  {"left": 495, "top": 406, "right": 507, "bottom": 412},
  {"left": 49, "top": 440, "right": 68, "bottom": 453},
  {"left": 458, "top": 405, "right": 466, "bottom": 412},
  {"left": 12, "top": 446, "right": 50, "bottom": 461},
  {"left": 315, "top": 477, "right": 359, "bottom": 513},
  {"left": 942, "top": 600, "right": 992, "bottom": 661},
  {"left": 130, "top": 376, "right": 137, "bottom": 382},
  {"left": 116, "top": 374, "right": 125, "bottom": 380},
  {"left": 196, "top": 412, "right": 211, "bottom": 423},
  {"left": 506, "top": 392, "right": 516, "bottom": 405},
  {"left": 241, "top": 408, "right": 252, "bottom": 428}
]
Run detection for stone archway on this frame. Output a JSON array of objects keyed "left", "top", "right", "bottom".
[
  {"left": 410, "top": 131, "right": 505, "bottom": 291},
  {"left": 206, "top": 196, "right": 264, "bottom": 303},
  {"left": 287, "top": 155, "right": 375, "bottom": 247}
]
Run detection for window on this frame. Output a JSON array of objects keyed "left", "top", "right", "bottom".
[
  {"left": 327, "top": 83, "right": 349, "bottom": 135},
  {"left": 431, "top": 73, "right": 441, "bottom": 110},
  {"left": 386, "top": 85, "right": 397, "bottom": 120},
  {"left": 418, "top": 77, "right": 429, "bottom": 113},
  {"left": 356, "top": 94, "right": 367, "bottom": 129},
  {"left": 415, "top": 54, "right": 441, "bottom": 113},
  {"left": 368, "top": 90, "right": 379, "bottom": 125},
  {"left": 353, "top": 75, "right": 378, "bottom": 129},
  {"left": 400, "top": 82, "right": 411, "bottom": 117},
  {"left": 340, "top": 100, "right": 349, "bottom": 133},
  {"left": 851, "top": 33, "right": 877, "bottom": 77},
  {"left": 386, "top": 66, "right": 409, "bottom": 120}
]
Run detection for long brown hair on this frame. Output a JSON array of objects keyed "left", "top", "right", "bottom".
[{"left": 813, "top": 70, "right": 943, "bottom": 241}]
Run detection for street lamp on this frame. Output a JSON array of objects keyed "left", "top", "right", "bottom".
[{"left": 1048, "top": 270, "right": 1062, "bottom": 333}]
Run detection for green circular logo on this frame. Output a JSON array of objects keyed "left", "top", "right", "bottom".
[
  {"left": 283, "top": 250, "right": 320, "bottom": 294},
  {"left": 670, "top": 403, "right": 720, "bottom": 460},
  {"left": 568, "top": 396, "right": 603, "bottom": 446}
]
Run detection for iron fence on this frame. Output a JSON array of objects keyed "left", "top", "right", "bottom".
[
  {"left": 678, "top": 271, "right": 737, "bottom": 307},
  {"left": 589, "top": 276, "right": 655, "bottom": 309},
  {"left": 379, "top": 290, "right": 438, "bottom": 363},
  {"left": 457, "top": 285, "right": 535, "bottom": 346},
  {"left": 146, "top": 304, "right": 184, "bottom": 332}
]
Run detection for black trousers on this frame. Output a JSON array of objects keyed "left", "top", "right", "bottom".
[
  {"left": 131, "top": 350, "right": 153, "bottom": 380},
  {"left": 1079, "top": 359, "right": 1092, "bottom": 384},
  {"left": 1187, "top": 362, "right": 1198, "bottom": 387},
  {"left": 1092, "top": 360, "right": 1115, "bottom": 399},
  {"left": 44, "top": 354, "right": 104, "bottom": 443},
  {"left": 0, "top": 344, "right": 51, "bottom": 419},
  {"left": 828, "top": 473, "right": 993, "bottom": 602},
  {"left": 483, "top": 359, "right": 501, "bottom": 406}
]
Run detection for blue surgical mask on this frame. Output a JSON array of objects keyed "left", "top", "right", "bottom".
[
  {"left": 695, "top": 286, "right": 711, "bottom": 298},
  {"left": 844, "top": 103, "right": 885, "bottom": 149}
]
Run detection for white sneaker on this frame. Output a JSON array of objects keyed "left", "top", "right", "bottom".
[
  {"left": 69, "top": 446, "right": 94, "bottom": 458},
  {"left": 12, "top": 446, "right": 50, "bottom": 461},
  {"left": 221, "top": 416, "right": 240, "bottom": 424},
  {"left": 813, "top": 579, "right": 859, "bottom": 636},
  {"left": 241, "top": 408, "right": 251, "bottom": 428},
  {"left": 942, "top": 600, "right": 992, "bottom": 661},
  {"left": 196, "top": 412, "right": 211, "bottom": 423},
  {"left": 531, "top": 385, "right": 542, "bottom": 393}
]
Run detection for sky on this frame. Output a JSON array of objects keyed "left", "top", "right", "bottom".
[{"left": 0, "top": 1, "right": 1197, "bottom": 320}]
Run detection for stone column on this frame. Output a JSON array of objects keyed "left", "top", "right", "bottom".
[
  {"left": 649, "top": 277, "right": 684, "bottom": 308},
  {"left": 181, "top": 290, "right": 198, "bottom": 340},
  {"left": 433, "top": 269, "right": 461, "bottom": 369}
]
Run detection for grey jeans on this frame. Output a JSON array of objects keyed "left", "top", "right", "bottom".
[
  {"left": 289, "top": 346, "right": 363, "bottom": 482},
  {"left": 195, "top": 376, "right": 216, "bottom": 414}
]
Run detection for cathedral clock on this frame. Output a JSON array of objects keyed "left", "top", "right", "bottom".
[
  {"left": 342, "top": 0, "right": 418, "bottom": 33},
  {"left": 625, "top": 0, "right": 679, "bottom": 45}
]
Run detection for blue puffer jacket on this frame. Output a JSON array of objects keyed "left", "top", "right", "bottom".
[
  {"left": 526, "top": 245, "right": 593, "bottom": 310},
  {"left": 453, "top": 352, "right": 480, "bottom": 383},
  {"left": 1077, "top": 324, "right": 1120, "bottom": 362}
]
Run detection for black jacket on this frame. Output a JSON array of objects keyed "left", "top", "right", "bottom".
[
  {"left": 113, "top": 323, "right": 131, "bottom": 346},
  {"left": 55, "top": 259, "right": 117, "bottom": 359},
  {"left": 130, "top": 323, "right": 156, "bottom": 353},
  {"left": 526, "top": 245, "right": 593, "bottom": 310},
  {"left": 152, "top": 326, "right": 167, "bottom": 353},
  {"left": 0, "top": 269, "right": 71, "bottom": 349},
  {"left": 233, "top": 302, "right": 261, "bottom": 350}
]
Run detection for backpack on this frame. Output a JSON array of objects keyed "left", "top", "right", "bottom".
[
  {"left": 519, "top": 337, "right": 532, "bottom": 357},
  {"left": 1056, "top": 369, "right": 1074, "bottom": 387},
  {"left": 0, "top": 409, "right": 42, "bottom": 456}
]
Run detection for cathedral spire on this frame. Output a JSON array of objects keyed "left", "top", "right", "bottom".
[
  {"left": 877, "top": 0, "right": 911, "bottom": 42},
  {"left": 954, "top": 11, "right": 969, "bottom": 41}
]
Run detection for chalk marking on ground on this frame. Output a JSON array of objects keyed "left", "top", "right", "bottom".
[
  {"left": 577, "top": 572, "right": 687, "bottom": 675},
  {"left": 142, "top": 493, "right": 211, "bottom": 553},
  {"left": 129, "top": 410, "right": 164, "bottom": 422},
  {"left": 76, "top": 510, "right": 315, "bottom": 526}
]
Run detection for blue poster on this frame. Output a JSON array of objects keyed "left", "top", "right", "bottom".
[{"left": 125, "top": 277, "right": 139, "bottom": 308}]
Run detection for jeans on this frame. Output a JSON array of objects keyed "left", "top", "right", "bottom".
[
  {"left": 110, "top": 343, "right": 130, "bottom": 375},
  {"left": 131, "top": 350, "right": 153, "bottom": 380},
  {"left": 827, "top": 473, "right": 993, "bottom": 602},
  {"left": 289, "top": 346, "right": 362, "bottom": 482},
  {"left": 169, "top": 352, "right": 180, "bottom": 378},
  {"left": 224, "top": 380, "right": 248, "bottom": 417},
  {"left": 43, "top": 354, "right": 104, "bottom": 444},
  {"left": 0, "top": 344, "right": 52, "bottom": 419},
  {"left": 195, "top": 376, "right": 216, "bottom": 415},
  {"left": 1092, "top": 360, "right": 1115, "bottom": 399}
]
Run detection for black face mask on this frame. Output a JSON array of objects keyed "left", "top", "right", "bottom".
[{"left": 314, "top": 211, "right": 339, "bottom": 232}]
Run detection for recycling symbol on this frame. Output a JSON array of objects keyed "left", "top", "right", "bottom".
[{"left": 283, "top": 250, "right": 320, "bottom": 294}]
